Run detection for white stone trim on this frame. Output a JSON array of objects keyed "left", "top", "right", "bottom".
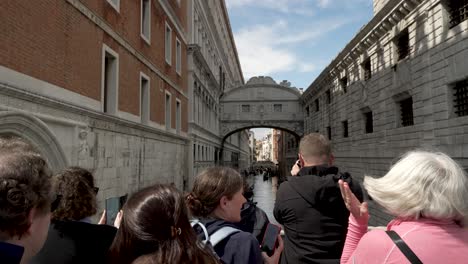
[
  {"left": 165, "top": 90, "right": 172, "bottom": 130},
  {"left": 0, "top": 111, "right": 69, "bottom": 171},
  {"left": 118, "top": 111, "right": 141, "bottom": 123},
  {"left": 0, "top": 66, "right": 101, "bottom": 111},
  {"left": 101, "top": 44, "right": 119, "bottom": 115},
  {"left": 176, "top": 98, "right": 182, "bottom": 134},
  {"left": 139, "top": 71, "right": 150, "bottom": 124},
  {"left": 176, "top": 37, "right": 182, "bottom": 75},
  {"left": 165, "top": 22, "right": 173, "bottom": 66},
  {"left": 65, "top": 0, "right": 187, "bottom": 99},
  {"left": 106, "top": 0, "right": 120, "bottom": 13},
  {"left": 140, "top": 0, "right": 151, "bottom": 45},
  {"left": 158, "top": 0, "right": 187, "bottom": 43}
]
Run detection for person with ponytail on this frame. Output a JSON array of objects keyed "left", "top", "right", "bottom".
[
  {"left": 186, "top": 167, "right": 283, "bottom": 264},
  {"left": 108, "top": 184, "right": 218, "bottom": 264}
]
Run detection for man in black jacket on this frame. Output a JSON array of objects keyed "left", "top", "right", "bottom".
[{"left": 273, "top": 133, "right": 363, "bottom": 264}]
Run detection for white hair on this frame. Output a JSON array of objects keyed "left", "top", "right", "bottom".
[{"left": 364, "top": 151, "right": 468, "bottom": 222}]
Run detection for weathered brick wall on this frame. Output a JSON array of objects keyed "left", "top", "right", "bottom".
[
  {"left": 0, "top": 0, "right": 188, "bottom": 131},
  {"left": 303, "top": 0, "right": 468, "bottom": 226}
]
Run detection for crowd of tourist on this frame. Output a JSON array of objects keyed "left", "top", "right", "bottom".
[{"left": 1, "top": 134, "right": 467, "bottom": 264}]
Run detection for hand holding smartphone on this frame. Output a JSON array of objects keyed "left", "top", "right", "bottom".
[{"left": 261, "top": 223, "right": 281, "bottom": 257}]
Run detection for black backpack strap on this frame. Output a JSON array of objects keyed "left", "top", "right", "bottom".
[{"left": 385, "top": 231, "right": 423, "bottom": 264}]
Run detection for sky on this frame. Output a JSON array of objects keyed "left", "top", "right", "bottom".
[{"left": 225, "top": 0, "right": 374, "bottom": 139}]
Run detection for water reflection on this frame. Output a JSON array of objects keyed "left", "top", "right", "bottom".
[{"left": 250, "top": 174, "right": 279, "bottom": 225}]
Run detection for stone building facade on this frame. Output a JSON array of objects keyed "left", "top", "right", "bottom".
[
  {"left": 0, "top": 0, "right": 191, "bottom": 214},
  {"left": 301, "top": 0, "right": 468, "bottom": 225},
  {"left": 187, "top": 0, "right": 250, "bottom": 184}
]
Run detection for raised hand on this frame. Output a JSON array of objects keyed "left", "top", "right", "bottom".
[{"left": 338, "top": 179, "right": 369, "bottom": 225}]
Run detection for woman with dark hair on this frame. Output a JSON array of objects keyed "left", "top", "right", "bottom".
[
  {"left": 186, "top": 167, "right": 283, "bottom": 264},
  {"left": 32, "top": 167, "right": 117, "bottom": 264},
  {"left": 108, "top": 184, "right": 219, "bottom": 264},
  {"left": 0, "top": 137, "right": 53, "bottom": 264}
]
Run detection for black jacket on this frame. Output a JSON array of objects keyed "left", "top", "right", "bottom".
[
  {"left": 194, "top": 218, "right": 263, "bottom": 264},
  {"left": 31, "top": 220, "right": 117, "bottom": 264},
  {"left": 273, "top": 165, "right": 363, "bottom": 264}
]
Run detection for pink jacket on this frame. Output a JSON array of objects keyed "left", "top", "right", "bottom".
[{"left": 341, "top": 216, "right": 468, "bottom": 264}]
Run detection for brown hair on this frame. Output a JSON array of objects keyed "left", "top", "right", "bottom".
[
  {"left": 108, "top": 184, "right": 219, "bottom": 264},
  {"left": 52, "top": 167, "right": 97, "bottom": 221},
  {"left": 186, "top": 167, "right": 243, "bottom": 218},
  {"left": 299, "top": 133, "right": 332, "bottom": 161},
  {"left": 0, "top": 137, "right": 52, "bottom": 238}
]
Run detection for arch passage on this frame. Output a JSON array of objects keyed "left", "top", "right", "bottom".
[
  {"left": 220, "top": 77, "right": 304, "bottom": 140},
  {"left": 0, "top": 111, "right": 68, "bottom": 171}
]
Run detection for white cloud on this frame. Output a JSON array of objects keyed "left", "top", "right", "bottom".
[
  {"left": 298, "top": 63, "right": 317, "bottom": 73},
  {"left": 226, "top": 0, "right": 314, "bottom": 15},
  {"left": 234, "top": 19, "right": 349, "bottom": 78},
  {"left": 226, "top": 0, "right": 370, "bottom": 12}
]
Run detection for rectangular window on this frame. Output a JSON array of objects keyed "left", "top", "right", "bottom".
[
  {"left": 176, "top": 99, "right": 181, "bottom": 134},
  {"left": 242, "top": 105, "right": 250, "bottom": 112},
  {"left": 326, "top": 90, "right": 331, "bottom": 104},
  {"left": 453, "top": 78, "right": 468, "bottom": 117},
  {"left": 396, "top": 28, "right": 409, "bottom": 61},
  {"left": 141, "top": 0, "right": 150, "bottom": 43},
  {"left": 364, "top": 111, "right": 373, "bottom": 134},
  {"left": 306, "top": 106, "right": 310, "bottom": 117},
  {"left": 102, "top": 46, "right": 118, "bottom": 115},
  {"left": 340, "top": 76, "right": 348, "bottom": 93},
  {"left": 447, "top": 0, "right": 468, "bottom": 28},
  {"left": 176, "top": 38, "right": 182, "bottom": 75},
  {"left": 315, "top": 99, "right": 319, "bottom": 112},
  {"left": 274, "top": 104, "right": 282, "bottom": 112},
  {"left": 399, "top": 97, "right": 414, "bottom": 127},
  {"left": 140, "top": 73, "right": 150, "bottom": 124},
  {"left": 165, "top": 92, "right": 171, "bottom": 130},
  {"left": 107, "top": 0, "right": 120, "bottom": 12},
  {"left": 327, "top": 126, "right": 331, "bottom": 140},
  {"left": 363, "top": 58, "right": 371, "bottom": 80},
  {"left": 165, "top": 23, "right": 172, "bottom": 65},
  {"left": 342, "top": 121, "right": 349, "bottom": 138}
]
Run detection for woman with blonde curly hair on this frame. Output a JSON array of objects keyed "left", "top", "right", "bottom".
[
  {"left": 32, "top": 167, "right": 117, "bottom": 264},
  {"left": 339, "top": 151, "right": 468, "bottom": 264}
]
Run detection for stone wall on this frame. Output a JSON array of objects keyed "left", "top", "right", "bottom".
[
  {"left": 302, "top": 0, "right": 468, "bottom": 226},
  {"left": 0, "top": 82, "right": 188, "bottom": 222}
]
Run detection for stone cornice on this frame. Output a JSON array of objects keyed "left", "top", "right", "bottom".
[
  {"left": 301, "top": 0, "right": 424, "bottom": 103},
  {"left": 188, "top": 44, "right": 223, "bottom": 98},
  {"left": 0, "top": 82, "right": 189, "bottom": 144}
]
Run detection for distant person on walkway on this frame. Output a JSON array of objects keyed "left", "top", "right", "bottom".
[
  {"left": 274, "top": 133, "right": 363, "bottom": 263},
  {"left": 186, "top": 167, "right": 283, "bottom": 264},
  {"left": 108, "top": 184, "right": 218, "bottom": 264},
  {"left": 32, "top": 167, "right": 117, "bottom": 264},
  {"left": 0, "top": 137, "right": 53, "bottom": 264},
  {"left": 340, "top": 151, "right": 468, "bottom": 263}
]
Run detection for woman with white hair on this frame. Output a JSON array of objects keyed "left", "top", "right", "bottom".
[{"left": 339, "top": 151, "right": 468, "bottom": 264}]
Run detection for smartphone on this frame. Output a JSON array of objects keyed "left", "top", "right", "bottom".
[
  {"left": 105, "top": 194, "right": 127, "bottom": 225},
  {"left": 261, "top": 223, "right": 281, "bottom": 257}
]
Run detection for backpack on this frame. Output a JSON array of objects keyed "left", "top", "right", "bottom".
[{"left": 190, "top": 219, "right": 241, "bottom": 249}]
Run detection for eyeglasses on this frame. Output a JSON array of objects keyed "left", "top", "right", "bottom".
[
  {"left": 93, "top": 187, "right": 99, "bottom": 194},
  {"left": 50, "top": 194, "right": 62, "bottom": 212}
]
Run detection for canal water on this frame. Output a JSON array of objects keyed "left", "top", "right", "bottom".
[{"left": 250, "top": 174, "right": 279, "bottom": 225}]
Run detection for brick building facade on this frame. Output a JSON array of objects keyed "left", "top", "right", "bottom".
[{"left": 0, "top": 0, "right": 192, "bottom": 215}]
